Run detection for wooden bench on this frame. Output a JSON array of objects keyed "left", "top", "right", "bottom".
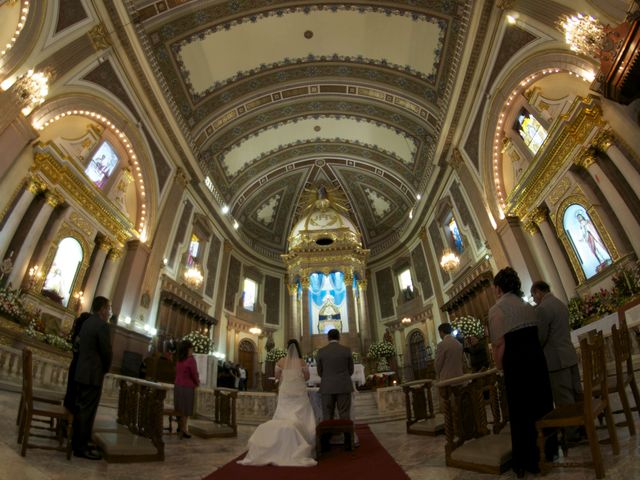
[
  {"left": 402, "top": 379, "right": 444, "bottom": 435},
  {"left": 190, "top": 388, "right": 238, "bottom": 438},
  {"left": 93, "top": 375, "right": 169, "bottom": 462},
  {"left": 438, "top": 369, "right": 511, "bottom": 474}
]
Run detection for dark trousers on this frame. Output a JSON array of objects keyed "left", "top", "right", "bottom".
[
  {"left": 72, "top": 383, "right": 102, "bottom": 453},
  {"left": 321, "top": 392, "right": 351, "bottom": 420}
]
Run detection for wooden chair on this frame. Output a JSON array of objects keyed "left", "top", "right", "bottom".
[
  {"left": 606, "top": 317, "right": 640, "bottom": 434},
  {"left": 18, "top": 348, "right": 73, "bottom": 459},
  {"left": 402, "top": 379, "right": 444, "bottom": 435},
  {"left": 535, "top": 331, "right": 619, "bottom": 479}
]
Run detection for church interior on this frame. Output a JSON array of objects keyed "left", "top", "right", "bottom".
[{"left": 1, "top": 0, "right": 640, "bottom": 478}]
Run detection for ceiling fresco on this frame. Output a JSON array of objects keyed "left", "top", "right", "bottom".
[{"left": 130, "top": 0, "right": 475, "bottom": 257}]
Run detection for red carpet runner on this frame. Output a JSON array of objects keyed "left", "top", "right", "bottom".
[{"left": 203, "top": 424, "right": 410, "bottom": 480}]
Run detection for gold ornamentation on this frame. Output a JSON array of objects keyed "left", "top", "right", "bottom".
[
  {"left": 286, "top": 283, "right": 298, "bottom": 296},
  {"left": 97, "top": 237, "right": 113, "bottom": 253},
  {"left": 548, "top": 177, "right": 572, "bottom": 206},
  {"left": 531, "top": 205, "right": 549, "bottom": 225},
  {"left": 574, "top": 146, "right": 598, "bottom": 169},
  {"left": 69, "top": 212, "right": 96, "bottom": 238},
  {"left": 524, "top": 222, "right": 539, "bottom": 236},
  {"left": 507, "top": 96, "right": 604, "bottom": 219},
  {"left": 88, "top": 23, "right": 112, "bottom": 51},
  {"left": 45, "top": 191, "right": 64, "bottom": 208},
  {"left": 554, "top": 193, "right": 619, "bottom": 284},
  {"left": 32, "top": 148, "right": 135, "bottom": 242},
  {"left": 593, "top": 129, "right": 614, "bottom": 151},
  {"left": 108, "top": 248, "right": 123, "bottom": 261},
  {"left": 358, "top": 279, "right": 368, "bottom": 291},
  {"left": 27, "top": 176, "right": 46, "bottom": 195}
]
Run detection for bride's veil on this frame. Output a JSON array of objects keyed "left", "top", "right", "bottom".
[{"left": 279, "top": 341, "right": 305, "bottom": 396}]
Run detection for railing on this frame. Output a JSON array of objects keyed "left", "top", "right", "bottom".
[{"left": 0, "top": 344, "right": 68, "bottom": 392}]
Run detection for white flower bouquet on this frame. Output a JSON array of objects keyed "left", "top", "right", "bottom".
[
  {"left": 367, "top": 341, "right": 396, "bottom": 359},
  {"left": 452, "top": 315, "right": 485, "bottom": 338},
  {"left": 182, "top": 330, "right": 213, "bottom": 354},
  {"left": 265, "top": 347, "right": 287, "bottom": 362}
]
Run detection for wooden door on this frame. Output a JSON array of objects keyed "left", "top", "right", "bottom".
[{"left": 238, "top": 339, "right": 256, "bottom": 390}]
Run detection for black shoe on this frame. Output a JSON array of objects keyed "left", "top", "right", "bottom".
[{"left": 74, "top": 449, "right": 102, "bottom": 460}]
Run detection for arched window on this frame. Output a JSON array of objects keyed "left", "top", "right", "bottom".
[
  {"left": 563, "top": 204, "right": 612, "bottom": 279},
  {"left": 409, "top": 330, "right": 429, "bottom": 381},
  {"left": 85, "top": 140, "right": 119, "bottom": 188},
  {"left": 514, "top": 108, "right": 548, "bottom": 155},
  {"left": 42, "top": 237, "right": 83, "bottom": 307}
]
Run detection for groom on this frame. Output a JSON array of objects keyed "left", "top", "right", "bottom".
[{"left": 317, "top": 329, "right": 354, "bottom": 421}]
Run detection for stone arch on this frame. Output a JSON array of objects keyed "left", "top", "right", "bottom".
[
  {"left": 408, "top": 328, "right": 430, "bottom": 381},
  {"left": 0, "top": 0, "right": 47, "bottom": 78}
]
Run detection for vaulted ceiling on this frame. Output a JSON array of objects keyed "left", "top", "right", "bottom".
[{"left": 130, "top": 0, "right": 479, "bottom": 257}]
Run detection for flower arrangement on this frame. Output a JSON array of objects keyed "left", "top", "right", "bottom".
[
  {"left": 182, "top": 330, "right": 213, "bottom": 354},
  {"left": 0, "top": 285, "right": 27, "bottom": 320},
  {"left": 25, "top": 319, "right": 72, "bottom": 352},
  {"left": 451, "top": 315, "right": 485, "bottom": 338},
  {"left": 266, "top": 347, "right": 287, "bottom": 362},
  {"left": 367, "top": 341, "right": 396, "bottom": 360}
]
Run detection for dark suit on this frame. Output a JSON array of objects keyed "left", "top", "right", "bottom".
[
  {"left": 535, "top": 293, "right": 581, "bottom": 406},
  {"left": 72, "top": 313, "right": 112, "bottom": 454},
  {"left": 317, "top": 340, "right": 354, "bottom": 420}
]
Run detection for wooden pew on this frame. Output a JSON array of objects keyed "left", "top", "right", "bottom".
[{"left": 402, "top": 379, "right": 444, "bottom": 435}]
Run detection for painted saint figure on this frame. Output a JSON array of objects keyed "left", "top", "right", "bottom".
[{"left": 576, "top": 213, "right": 610, "bottom": 266}]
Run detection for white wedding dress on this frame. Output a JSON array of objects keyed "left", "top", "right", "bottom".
[{"left": 238, "top": 355, "right": 317, "bottom": 467}]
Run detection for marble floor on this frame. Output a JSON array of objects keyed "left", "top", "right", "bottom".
[{"left": 0, "top": 389, "right": 638, "bottom": 480}]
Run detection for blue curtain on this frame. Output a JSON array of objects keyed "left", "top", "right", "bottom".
[
  {"left": 309, "top": 273, "right": 324, "bottom": 307},
  {"left": 328, "top": 271, "right": 346, "bottom": 305}
]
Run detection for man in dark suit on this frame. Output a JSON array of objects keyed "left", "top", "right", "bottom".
[
  {"left": 531, "top": 280, "right": 581, "bottom": 408},
  {"left": 72, "top": 296, "right": 113, "bottom": 459},
  {"left": 317, "top": 328, "right": 354, "bottom": 421}
]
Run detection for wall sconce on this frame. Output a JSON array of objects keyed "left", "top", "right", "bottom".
[
  {"left": 249, "top": 326, "right": 262, "bottom": 336},
  {"left": 440, "top": 248, "right": 460, "bottom": 273},
  {"left": 28, "top": 264, "right": 42, "bottom": 289},
  {"left": 184, "top": 263, "right": 203, "bottom": 288},
  {"left": 401, "top": 317, "right": 411, "bottom": 325}
]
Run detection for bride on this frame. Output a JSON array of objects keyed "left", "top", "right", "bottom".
[{"left": 238, "top": 339, "right": 317, "bottom": 467}]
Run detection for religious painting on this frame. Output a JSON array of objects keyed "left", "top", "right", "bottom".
[
  {"left": 308, "top": 271, "right": 349, "bottom": 334},
  {"left": 447, "top": 215, "right": 464, "bottom": 253},
  {"left": 85, "top": 141, "right": 119, "bottom": 189},
  {"left": 42, "top": 237, "right": 83, "bottom": 307},
  {"left": 187, "top": 233, "right": 200, "bottom": 266},
  {"left": 563, "top": 204, "right": 612, "bottom": 279},
  {"left": 514, "top": 108, "right": 548, "bottom": 155}
]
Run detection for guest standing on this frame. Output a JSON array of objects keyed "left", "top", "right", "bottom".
[
  {"left": 174, "top": 340, "right": 200, "bottom": 438},
  {"left": 72, "top": 296, "right": 112, "bottom": 460},
  {"left": 434, "top": 323, "right": 464, "bottom": 380},
  {"left": 63, "top": 312, "right": 91, "bottom": 413},
  {"left": 489, "top": 268, "right": 554, "bottom": 478}
]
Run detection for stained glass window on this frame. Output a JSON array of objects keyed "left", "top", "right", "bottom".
[
  {"left": 187, "top": 234, "right": 199, "bottom": 266},
  {"left": 243, "top": 278, "right": 257, "bottom": 311},
  {"left": 515, "top": 108, "right": 548, "bottom": 155},
  {"left": 85, "top": 141, "right": 119, "bottom": 188},
  {"left": 448, "top": 217, "right": 464, "bottom": 253}
]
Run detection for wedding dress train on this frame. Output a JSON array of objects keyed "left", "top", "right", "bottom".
[{"left": 238, "top": 360, "right": 317, "bottom": 466}]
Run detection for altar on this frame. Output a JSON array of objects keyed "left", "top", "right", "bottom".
[{"left": 306, "top": 364, "right": 366, "bottom": 387}]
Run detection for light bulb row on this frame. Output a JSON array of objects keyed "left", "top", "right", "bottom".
[{"left": 0, "top": 1, "right": 29, "bottom": 57}]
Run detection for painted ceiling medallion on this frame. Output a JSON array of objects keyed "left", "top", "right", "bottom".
[
  {"left": 256, "top": 194, "right": 282, "bottom": 227},
  {"left": 304, "top": 30, "right": 314, "bottom": 39},
  {"left": 364, "top": 187, "right": 392, "bottom": 220}
]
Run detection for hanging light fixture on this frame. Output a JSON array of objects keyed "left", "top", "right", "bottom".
[
  {"left": 184, "top": 263, "right": 203, "bottom": 287},
  {"left": 560, "top": 14, "right": 605, "bottom": 58},
  {"left": 249, "top": 326, "right": 262, "bottom": 336},
  {"left": 440, "top": 248, "right": 460, "bottom": 273},
  {"left": 12, "top": 69, "right": 51, "bottom": 116}
]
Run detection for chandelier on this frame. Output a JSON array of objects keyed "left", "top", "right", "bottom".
[
  {"left": 440, "top": 248, "right": 460, "bottom": 273},
  {"left": 184, "top": 264, "right": 203, "bottom": 288},
  {"left": 249, "top": 326, "right": 262, "bottom": 335},
  {"left": 401, "top": 317, "right": 411, "bottom": 325},
  {"left": 560, "top": 14, "right": 605, "bottom": 58},
  {"left": 14, "top": 69, "right": 51, "bottom": 116}
]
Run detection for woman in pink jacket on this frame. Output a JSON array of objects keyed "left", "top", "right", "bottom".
[{"left": 174, "top": 340, "right": 200, "bottom": 438}]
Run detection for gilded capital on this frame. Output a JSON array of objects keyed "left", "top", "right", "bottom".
[
  {"left": 26, "top": 177, "right": 45, "bottom": 195},
  {"left": 300, "top": 278, "right": 310, "bottom": 289},
  {"left": 45, "top": 191, "right": 64, "bottom": 208},
  {"left": 358, "top": 279, "right": 368, "bottom": 291},
  {"left": 524, "top": 221, "right": 539, "bottom": 236},
  {"left": 574, "top": 147, "right": 598, "bottom": 170},
  {"left": 531, "top": 206, "right": 549, "bottom": 225},
  {"left": 108, "top": 248, "right": 123, "bottom": 261},
  {"left": 287, "top": 283, "right": 298, "bottom": 296},
  {"left": 97, "top": 237, "right": 113, "bottom": 252},
  {"left": 344, "top": 272, "right": 353, "bottom": 284},
  {"left": 593, "top": 130, "right": 614, "bottom": 152}
]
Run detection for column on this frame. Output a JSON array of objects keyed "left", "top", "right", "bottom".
[
  {"left": 287, "top": 283, "right": 300, "bottom": 341},
  {"left": 576, "top": 150, "right": 640, "bottom": 257},
  {"left": 357, "top": 279, "right": 371, "bottom": 354},
  {"left": 82, "top": 237, "right": 112, "bottom": 303},
  {"left": 95, "top": 247, "right": 123, "bottom": 299},
  {"left": 7, "top": 190, "right": 62, "bottom": 289},
  {"left": 344, "top": 272, "right": 357, "bottom": 337},
  {"left": 532, "top": 206, "right": 577, "bottom": 299},
  {"left": 0, "top": 177, "right": 44, "bottom": 260},
  {"left": 300, "top": 278, "right": 311, "bottom": 355},
  {"left": 595, "top": 131, "right": 640, "bottom": 201},
  {"left": 524, "top": 221, "right": 567, "bottom": 302},
  {"left": 213, "top": 240, "right": 233, "bottom": 322}
]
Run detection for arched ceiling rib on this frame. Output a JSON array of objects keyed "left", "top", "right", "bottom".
[{"left": 131, "top": 0, "right": 474, "bottom": 258}]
